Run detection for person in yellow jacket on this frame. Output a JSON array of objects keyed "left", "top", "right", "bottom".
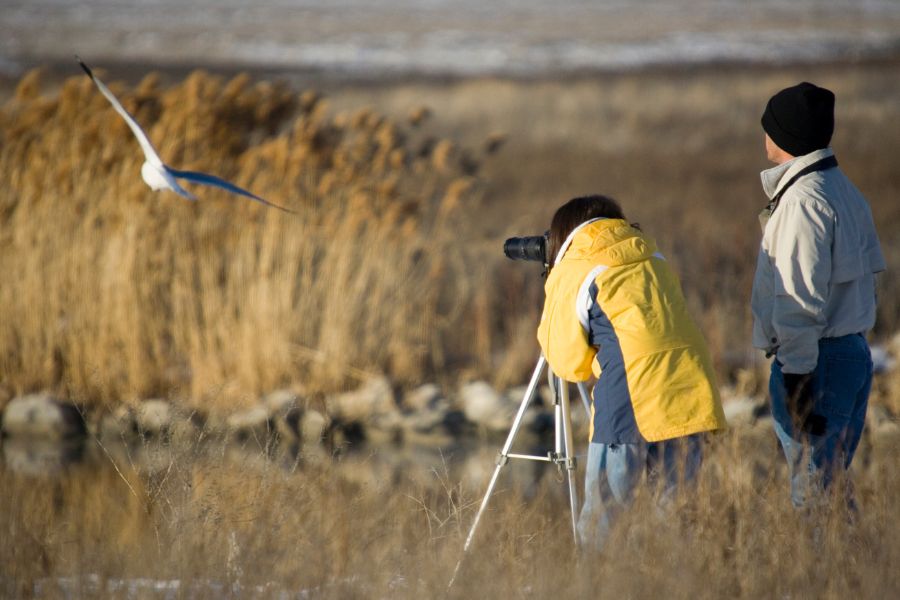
[{"left": 537, "top": 194, "right": 726, "bottom": 550}]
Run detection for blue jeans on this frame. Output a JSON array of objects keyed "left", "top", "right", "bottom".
[
  {"left": 770, "top": 333, "right": 872, "bottom": 509},
  {"left": 577, "top": 434, "right": 703, "bottom": 551}
]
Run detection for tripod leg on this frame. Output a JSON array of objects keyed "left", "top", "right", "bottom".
[
  {"left": 558, "top": 380, "right": 580, "bottom": 544},
  {"left": 449, "top": 356, "right": 547, "bottom": 589}
]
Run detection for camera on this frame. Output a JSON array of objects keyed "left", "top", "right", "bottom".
[{"left": 503, "top": 234, "right": 547, "bottom": 263}]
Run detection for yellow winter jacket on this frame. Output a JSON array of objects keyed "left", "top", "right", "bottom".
[{"left": 537, "top": 219, "right": 726, "bottom": 443}]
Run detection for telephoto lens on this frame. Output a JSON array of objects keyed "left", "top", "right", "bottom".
[{"left": 503, "top": 235, "right": 547, "bottom": 263}]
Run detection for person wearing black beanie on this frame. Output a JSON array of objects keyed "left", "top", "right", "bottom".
[
  {"left": 761, "top": 82, "right": 835, "bottom": 158},
  {"left": 751, "top": 82, "right": 885, "bottom": 512}
]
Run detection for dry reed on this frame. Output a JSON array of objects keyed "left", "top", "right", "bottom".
[
  {"left": 0, "top": 68, "right": 501, "bottom": 412},
  {"left": 2, "top": 62, "right": 900, "bottom": 417},
  {"left": 1, "top": 425, "right": 898, "bottom": 598},
  {"left": 2, "top": 61, "right": 899, "bottom": 600}
]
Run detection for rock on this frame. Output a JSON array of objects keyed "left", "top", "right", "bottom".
[
  {"left": 226, "top": 405, "right": 274, "bottom": 443},
  {"left": 399, "top": 384, "right": 458, "bottom": 444},
  {"left": 503, "top": 385, "right": 541, "bottom": 425},
  {"left": 1, "top": 393, "right": 85, "bottom": 439},
  {"left": 402, "top": 407, "right": 447, "bottom": 433},
  {"left": 441, "top": 409, "right": 474, "bottom": 438},
  {"left": 265, "top": 390, "right": 306, "bottom": 441},
  {"left": 135, "top": 400, "right": 173, "bottom": 438},
  {"left": 460, "top": 381, "right": 515, "bottom": 431},
  {"left": 264, "top": 389, "right": 300, "bottom": 416},
  {"left": 97, "top": 406, "right": 138, "bottom": 440},
  {"left": 329, "top": 376, "right": 396, "bottom": 422},
  {"left": 324, "top": 376, "right": 400, "bottom": 449},
  {"left": 866, "top": 404, "right": 899, "bottom": 437},
  {"left": 299, "top": 409, "right": 328, "bottom": 444},
  {"left": 505, "top": 384, "right": 551, "bottom": 408},
  {"left": 330, "top": 420, "right": 367, "bottom": 450},
  {"left": 370, "top": 408, "right": 404, "bottom": 431},
  {"left": 525, "top": 409, "right": 556, "bottom": 439},
  {"left": 723, "top": 396, "right": 766, "bottom": 427},
  {"left": 274, "top": 408, "right": 301, "bottom": 440},
  {"left": 403, "top": 384, "right": 443, "bottom": 412},
  {"left": 460, "top": 381, "right": 500, "bottom": 425},
  {"left": 505, "top": 382, "right": 590, "bottom": 427},
  {"left": 400, "top": 405, "right": 474, "bottom": 446},
  {"left": 870, "top": 345, "right": 895, "bottom": 374}
]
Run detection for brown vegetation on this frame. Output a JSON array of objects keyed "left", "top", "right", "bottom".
[
  {"left": 2, "top": 61, "right": 899, "bottom": 599},
  {"left": 2, "top": 62, "right": 900, "bottom": 414},
  {"left": 1, "top": 424, "right": 898, "bottom": 597},
  {"left": 0, "top": 68, "right": 506, "bottom": 411}
]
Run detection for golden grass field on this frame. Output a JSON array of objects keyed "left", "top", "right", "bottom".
[
  {"left": 1, "top": 423, "right": 898, "bottom": 598},
  {"left": 1, "top": 61, "right": 900, "bottom": 598},
  {"left": 0, "top": 66, "right": 491, "bottom": 411},
  {"left": 2, "top": 61, "right": 899, "bottom": 414}
]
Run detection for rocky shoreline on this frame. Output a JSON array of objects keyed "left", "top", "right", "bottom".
[
  {"left": 3, "top": 363, "right": 899, "bottom": 466},
  {"left": 0, "top": 378, "right": 564, "bottom": 453}
]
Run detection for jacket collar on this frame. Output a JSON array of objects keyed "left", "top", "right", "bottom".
[
  {"left": 554, "top": 218, "right": 606, "bottom": 265},
  {"left": 760, "top": 147, "right": 834, "bottom": 200}
]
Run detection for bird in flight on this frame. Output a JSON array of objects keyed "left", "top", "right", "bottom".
[{"left": 77, "top": 56, "right": 294, "bottom": 213}]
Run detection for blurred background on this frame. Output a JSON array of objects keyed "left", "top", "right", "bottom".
[
  {"left": 3, "top": 3, "right": 900, "bottom": 597},
  {"left": 3, "top": 0, "right": 900, "bottom": 76},
  {"left": 1, "top": 0, "right": 899, "bottom": 406}
]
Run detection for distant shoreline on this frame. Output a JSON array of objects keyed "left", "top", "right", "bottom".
[{"left": 4, "top": 53, "right": 900, "bottom": 95}]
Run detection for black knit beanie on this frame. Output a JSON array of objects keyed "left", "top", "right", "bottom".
[{"left": 761, "top": 82, "right": 835, "bottom": 157}]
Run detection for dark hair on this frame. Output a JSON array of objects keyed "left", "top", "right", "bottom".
[{"left": 547, "top": 195, "right": 627, "bottom": 266}]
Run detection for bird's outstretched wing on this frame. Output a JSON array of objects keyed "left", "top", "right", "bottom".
[
  {"left": 166, "top": 167, "right": 295, "bottom": 213},
  {"left": 77, "top": 56, "right": 165, "bottom": 168}
]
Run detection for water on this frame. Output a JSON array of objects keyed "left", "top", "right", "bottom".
[
  {"left": 0, "top": 433, "right": 566, "bottom": 496},
  {"left": 1, "top": 433, "right": 572, "bottom": 596},
  {"left": 2, "top": 0, "right": 900, "bottom": 77}
]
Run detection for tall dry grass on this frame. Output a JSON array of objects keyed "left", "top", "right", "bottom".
[
  {"left": 1, "top": 427, "right": 898, "bottom": 598},
  {"left": 0, "top": 68, "right": 514, "bottom": 411},
  {"left": 2, "top": 62, "right": 900, "bottom": 413},
  {"left": 2, "top": 62, "right": 899, "bottom": 600}
]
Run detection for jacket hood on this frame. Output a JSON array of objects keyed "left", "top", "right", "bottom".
[{"left": 560, "top": 219, "right": 657, "bottom": 267}]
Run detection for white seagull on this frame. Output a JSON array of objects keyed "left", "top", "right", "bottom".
[{"left": 77, "top": 57, "right": 294, "bottom": 213}]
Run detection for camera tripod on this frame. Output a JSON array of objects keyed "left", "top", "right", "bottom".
[{"left": 449, "top": 354, "right": 592, "bottom": 588}]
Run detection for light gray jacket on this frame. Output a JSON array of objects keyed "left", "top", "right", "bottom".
[{"left": 751, "top": 148, "right": 885, "bottom": 374}]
